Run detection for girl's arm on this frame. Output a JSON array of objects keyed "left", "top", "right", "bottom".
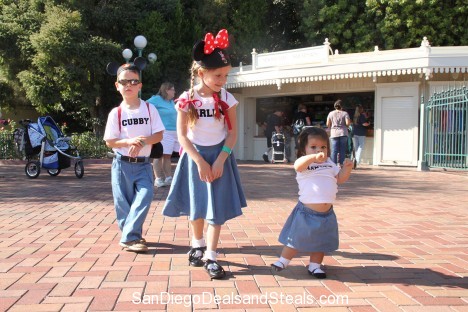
[
  {"left": 294, "top": 152, "right": 326, "bottom": 172},
  {"left": 336, "top": 158, "right": 353, "bottom": 184},
  {"left": 305, "top": 116, "right": 312, "bottom": 126},
  {"left": 177, "top": 109, "right": 213, "bottom": 183},
  {"left": 211, "top": 105, "right": 238, "bottom": 180}
]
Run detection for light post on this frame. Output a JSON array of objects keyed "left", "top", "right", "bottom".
[
  {"left": 106, "top": 35, "right": 157, "bottom": 97},
  {"left": 119, "top": 35, "right": 157, "bottom": 97}
]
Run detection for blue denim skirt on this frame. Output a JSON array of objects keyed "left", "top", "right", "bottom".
[
  {"left": 162, "top": 141, "right": 247, "bottom": 225},
  {"left": 278, "top": 202, "right": 339, "bottom": 252}
]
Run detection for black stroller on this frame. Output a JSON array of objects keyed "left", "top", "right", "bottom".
[
  {"left": 270, "top": 131, "right": 287, "bottom": 163},
  {"left": 17, "top": 116, "right": 84, "bottom": 179}
]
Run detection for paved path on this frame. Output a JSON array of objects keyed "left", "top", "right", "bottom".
[{"left": 0, "top": 160, "right": 467, "bottom": 311}]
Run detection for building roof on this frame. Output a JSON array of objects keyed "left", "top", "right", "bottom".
[{"left": 226, "top": 38, "right": 468, "bottom": 90}]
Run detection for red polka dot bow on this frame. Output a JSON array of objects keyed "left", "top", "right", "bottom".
[{"left": 203, "top": 29, "right": 229, "bottom": 55}]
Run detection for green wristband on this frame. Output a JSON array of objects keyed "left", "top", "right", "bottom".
[{"left": 221, "top": 145, "right": 232, "bottom": 155}]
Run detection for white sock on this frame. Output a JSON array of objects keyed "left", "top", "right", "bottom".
[
  {"left": 191, "top": 238, "right": 206, "bottom": 248},
  {"left": 273, "top": 257, "right": 290, "bottom": 269},
  {"left": 309, "top": 262, "right": 324, "bottom": 273},
  {"left": 204, "top": 250, "right": 217, "bottom": 261}
]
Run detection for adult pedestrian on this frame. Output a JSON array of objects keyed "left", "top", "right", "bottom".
[
  {"left": 352, "top": 104, "right": 370, "bottom": 167},
  {"left": 147, "top": 82, "right": 179, "bottom": 187},
  {"left": 326, "top": 100, "right": 351, "bottom": 165}
]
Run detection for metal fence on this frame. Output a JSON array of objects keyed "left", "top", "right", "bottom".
[
  {"left": 0, "top": 133, "right": 19, "bottom": 159},
  {"left": 0, "top": 132, "right": 109, "bottom": 160},
  {"left": 424, "top": 86, "right": 468, "bottom": 170}
]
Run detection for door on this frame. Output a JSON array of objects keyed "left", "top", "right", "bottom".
[{"left": 380, "top": 97, "right": 418, "bottom": 165}]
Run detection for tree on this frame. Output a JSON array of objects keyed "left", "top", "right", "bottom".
[{"left": 301, "top": 0, "right": 468, "bottom": 53}]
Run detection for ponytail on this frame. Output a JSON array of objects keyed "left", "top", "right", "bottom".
[{"left": 187, "top": 62, "right": 200, "bottom": 127}]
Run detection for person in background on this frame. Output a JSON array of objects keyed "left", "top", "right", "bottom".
[
  {"left": 292, "top": 103, "right": 311, "bottom": 149},
  {"left": 147, "top": 82, "right": 179, "bottom": 187},
  {"left": 262, "top": 109, "right": 284, "bottom": 162},
  {"left": 326, "top": 100, "right": 351, "bottom": 165},
  {"left": 352, "top": 104, "right": 370, "bottom": 168},
  {"left": 271, "top": 127, "right": 353, "bottom": 278},
  {"left": 162, "top": 29, "right": 246, "bottom": 279}
]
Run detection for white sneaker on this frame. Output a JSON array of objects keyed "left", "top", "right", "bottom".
[
  {"left": 164, "top": 176, "right": 173, "bottom": 186},
  {"left": 154, "top": 178, "right": 165, "bottom": 187}
]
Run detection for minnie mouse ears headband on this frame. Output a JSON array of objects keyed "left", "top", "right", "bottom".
[
  {"left": 192, "top": 29, "right": 231, "bottom": 69},
  {"left": 106, "top": 56, "right": 147, "bottom": 76}
]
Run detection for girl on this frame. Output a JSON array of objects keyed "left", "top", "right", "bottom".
[
  {"left": 162, "top": 29, "right": 247, "bottom": 279},
  {"left": 147, "top": 82, "right": 179, "bottom": 187},
  {"left": 104, "top": 63, "right": 165, "bottom": 252},
  {"left": 271, "top": 127, "right": 352, "bottom": 278}
]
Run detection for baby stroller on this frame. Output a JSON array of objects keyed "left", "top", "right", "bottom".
[
  {"left": 21, "top": 116, "right": 84, "bottom": 179},
  {"left": 270, "top": 131, "right": 287, "bottom": 163}
]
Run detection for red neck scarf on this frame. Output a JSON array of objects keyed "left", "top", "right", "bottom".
[{"left": 212, "top": 92, "right": 232, "bottom": 130}]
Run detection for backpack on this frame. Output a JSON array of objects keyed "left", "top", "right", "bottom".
[{"left": 292, "top": 118, "right": 305, "bottom": 135}]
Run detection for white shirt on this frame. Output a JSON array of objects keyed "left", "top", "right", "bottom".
[
  {"left": 103, "top": 100, "right": 165, "bottom": 157},
  {"left": 178, "top": 88, "right": 238, "bottom": 146},
  {"left": 296, "top": 158, "right": 341, "bottom": 204}
]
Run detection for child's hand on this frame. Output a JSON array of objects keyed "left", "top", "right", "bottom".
[
  {"left": 343, "top": 158, "right": 353, "bottom": 169},
  {"left": 315, "top": 152, "right": 326, "bottom": 163},
  {"left": 211, "top": 158, "right": 224, "bottom": 181},
  {"left": 197, "top": 160, "right": 214, "bottom": 183}
]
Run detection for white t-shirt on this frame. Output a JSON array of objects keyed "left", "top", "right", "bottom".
[
  {"left": 296, "top": 158, "right": 341, "bottom": 204},
  {"left": 177, "top": 88, "right": 238, "bottom": 146},
  {"left": 103, "top": 100, "right": 165, "bottom": 157}
]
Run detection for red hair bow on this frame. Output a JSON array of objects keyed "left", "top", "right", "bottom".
[
  {"left": 176, "top": 98, "right": 202, "bottom": 119},
  {"left": 203, "top": 29, "right": 229, "bottom": 55},
  {"left": 212, "top": 93, "right": 232, "bottom": 130}
]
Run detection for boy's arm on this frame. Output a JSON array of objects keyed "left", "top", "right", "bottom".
[{"left": 336, "top": 158, "right": 353, "bottom": 184}]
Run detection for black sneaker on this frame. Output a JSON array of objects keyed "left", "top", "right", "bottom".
[
  {"left": 204, "top": 259, "right": 226, "bottom": 279},
  {"left": 188, "top": 247, "right": 206, "bottom": 267},
  {"left": 262, "top": 154, "right": 269, "bottom": 163}
]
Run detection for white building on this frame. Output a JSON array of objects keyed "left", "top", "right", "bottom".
[{"left": 226, "top": 38, "right": 468, "bottom": 169}]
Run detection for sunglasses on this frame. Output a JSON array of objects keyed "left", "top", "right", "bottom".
[{"left": 118, "top": 79, "right": 141, "bottom": 86}]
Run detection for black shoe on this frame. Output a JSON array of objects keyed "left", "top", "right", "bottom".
[
  {"left": 270, "top": 263, "right": 285, "bottom": 272},
  {"left": 262, "top": 154, "right": 269, "bottom": 163},
  {"left": 188, "top": 247, "right": 206, "bottom": 267},
  {"left": 204, "top": 259, "right": 226, "bottom": 279},
  {"left": 308, "top": 268, "right": 327, "bottom": 279}
]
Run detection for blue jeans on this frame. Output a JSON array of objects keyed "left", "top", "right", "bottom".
[
  {"left": 111, "top": 158, "right": 154, "bottom": 243},
  {"left": 331, "top": 136, "right": 348, "bottom": 165},
  {"left": 353, "top": 135, "right": 366, "bottom": 164}
]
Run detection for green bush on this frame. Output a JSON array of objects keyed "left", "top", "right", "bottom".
[
  {"left": 0, "top": 133, "right": 19, "bottom": 159},
  {"left": 70, "top": 132, "right": 110, "bottom": 159}
]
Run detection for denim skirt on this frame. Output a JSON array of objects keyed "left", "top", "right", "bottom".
[
  {"left": 162, "top": 141, "right": 247, "bottom": 225},
  {"left": 278, "top": 202, "right": 339, "bottom": 252}
]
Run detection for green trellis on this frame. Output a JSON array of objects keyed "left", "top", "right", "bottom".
[{"left": 423, "top": 86, "right": 468, "bottom": 170}]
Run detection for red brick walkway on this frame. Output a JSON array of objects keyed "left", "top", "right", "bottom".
[{"left": 0, "top": 160, "right": 467, "bottom": 311}]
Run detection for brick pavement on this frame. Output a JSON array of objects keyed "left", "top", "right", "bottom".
[{"left": 0, "top": 160, "right": 467, "bottom": 311}]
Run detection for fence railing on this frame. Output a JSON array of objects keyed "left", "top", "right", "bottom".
[
  {"left": 0, "top": 132, "right": 110, "bottom": 160},
  {"left": 424, "top": 86, "right": 468, "bottom": 170},
  {"left": 0, "top": 133, "right": 19, "bottom": 159}
]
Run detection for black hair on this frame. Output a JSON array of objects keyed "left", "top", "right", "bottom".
[
  {"left": 117, "top": 64, "right": 140, "bottom": 80},
  {"left": 334, "top": 99, "right": 343, "bottom": 110},
  {"left": 296, "top": 127, "right": 330, "bottom": 158}
]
